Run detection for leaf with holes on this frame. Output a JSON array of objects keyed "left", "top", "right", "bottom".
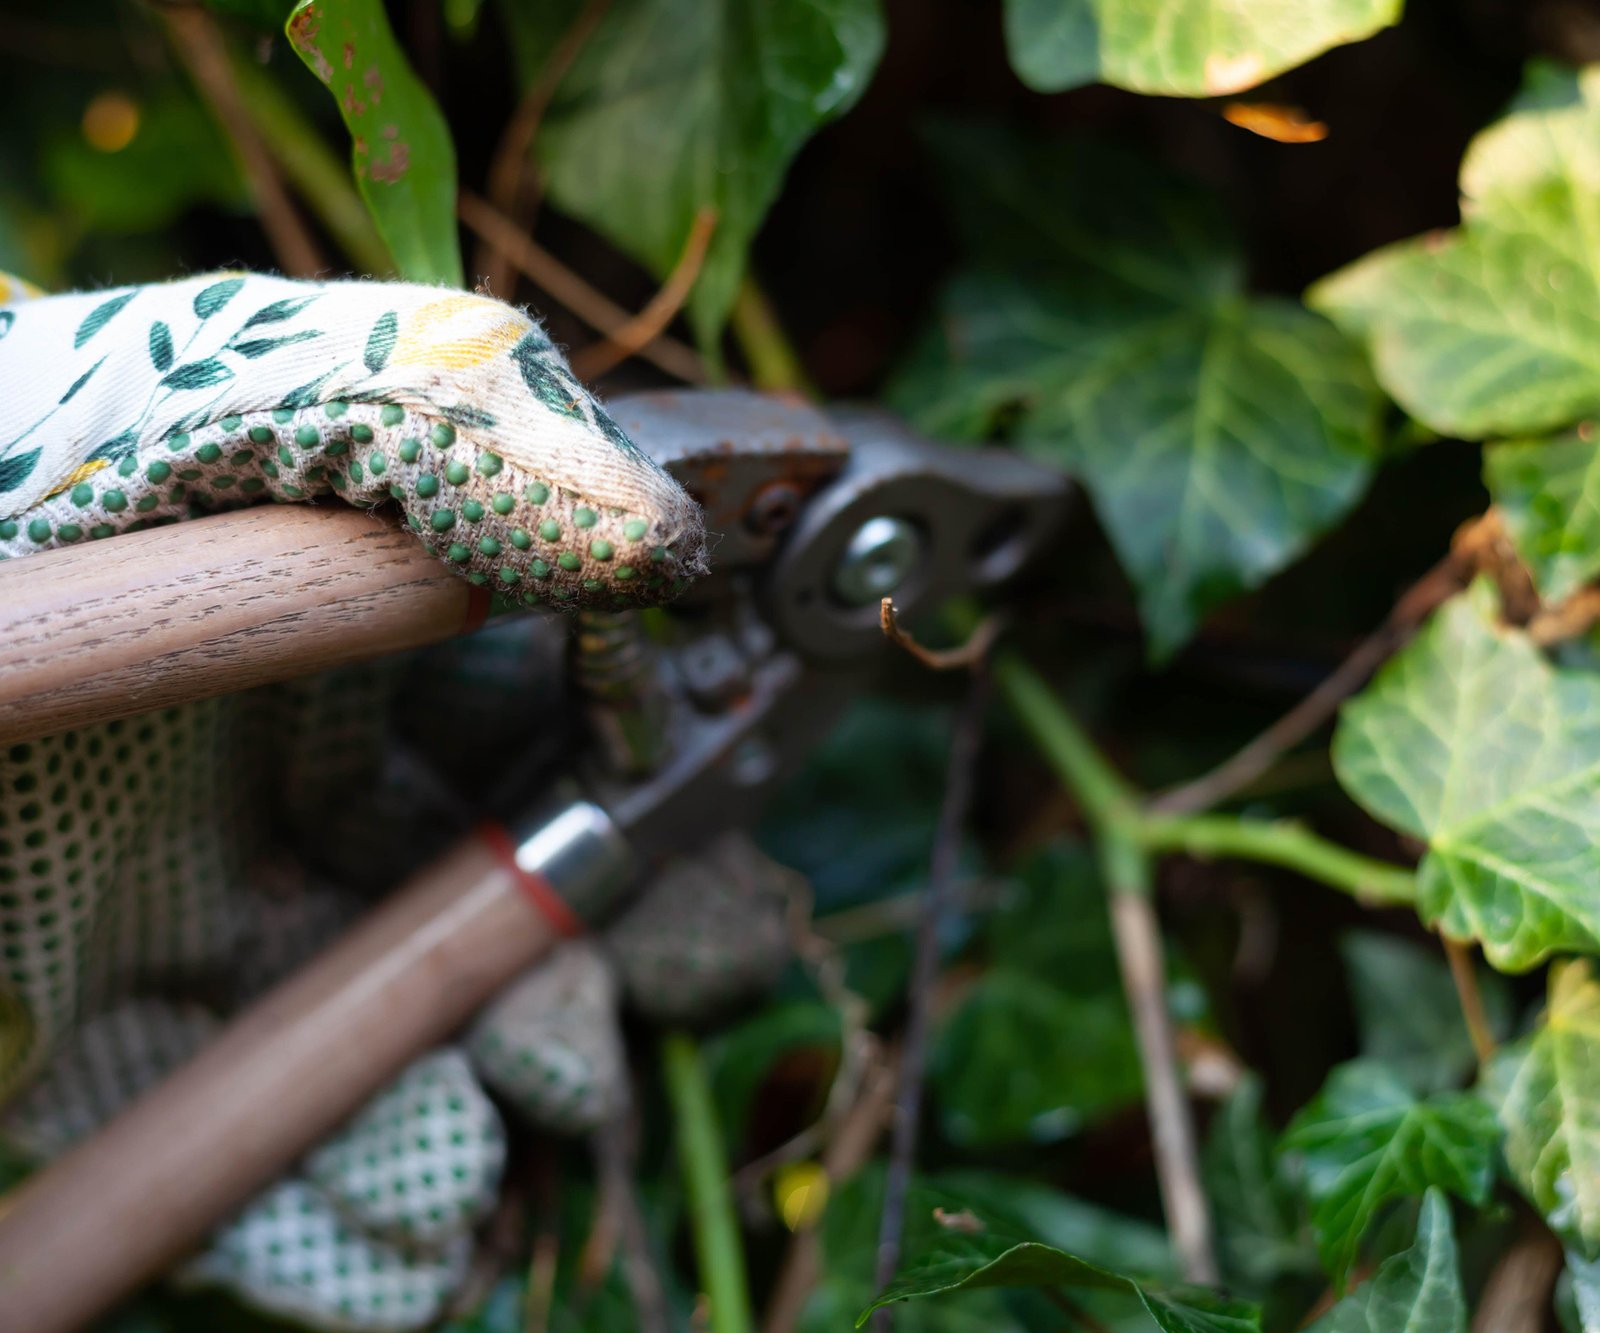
[
  {"left": 1304, "top": 1190, "right": 1466, "bottom": 1333},
  {"left": 1279, "top": 1060, "right": 1497, "bottom": 1282},
  {"left": 1313, "top": 63, "right": 1600, "bottom": 439},
  {"left": 1004, "top": 0, "right": 1402, "bottom": 97},
  {"left": 1483, "top": 960, "right": 1600, "bottom": 1258},
  {"left": 1484, "top": 430, "right": 1600, "bottom": 601},
  {"left": 503, "top": 0, "right": 884, "bottom": 350},
  {"left": 287, "top": 0, "right": 461, "bottom": 285},
  {"left": 1334, "top": 582, "right": 1600, "bottom": 970},
  {"left": 890, "top": 123, "right": 1384, "bottom": 659}
]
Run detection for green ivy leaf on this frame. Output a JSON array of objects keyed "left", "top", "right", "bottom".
[
  {"left": 890, "top": 124, "right": 1384, "bottom": 659},
  {"left": 1279, "top": 1060, "right": 1498, "bottom": 1282},
  {"left": 1003, "top": 0, "right": 1401, "bottom": 97},
  {"left": 1340, "top": 932, "right": 1510, "bottom": 1095},
  {"left": 287, "top": 0, "right": 462, "bottom": 285},
  {"left": 1304, "top": 1190, "right": 1466, "bottom": 1333},
  {"left": 1483, "top": 431, "right": 1600, "bottom": 601},
  {"left": 1483, "top": 960, "right": 1600, "bottom": 1258},
  {"left": 931, "top": 969, "right": 1141, "bottom": 1148},
  {"left": 1204, "top": 1074, "right": 1316, "bottom": 1287},
  {"left": 858, "top": 1191, "right": 1260, "bottom": 1331},
  {"left": 1312, "top": 63, "right": 1600, "bottom": 440},
  {"left": 504, "top": 0, "right": 884, "bottom": 348},
  {"left": 1334, "top": 583, "right": 1600, "bottom": 971}
]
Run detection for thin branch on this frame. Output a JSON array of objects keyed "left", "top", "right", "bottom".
[
  {"left": 881, "top": 599, "right": 1004, "bottom": 671},
  {"left": 1149, "top": 551, "right": 1468, "bottom": 816},
  {"left": 1109, "top": 878, "right": 1219, "bottom": 1285},
  {"left": 571, "top": 208, "right": 718, "bottom": 380},
  {"left": 458, "top": 192, "right": 708, "bottom": 383},
  {"left": 159, "top": 6, "right": 326, "bottom": 278},
  {"left": 1443, "top": 937, "right": 1497, "bottom": 1064},
  {"left": 1470, "top": 1221, "right": 1562, "bottom": 1333},
  {"left": 763, "top": 1048, "right": 899, "bottom": 1333},
  {"left": 731, "top": 278, "right": 814, "bottom": 395},
  {"left": 873, "top": 661, "right": 992, "bottom": 1325},
  {"left": 474, "top": 0, "right": 612, "bottom": 298}
]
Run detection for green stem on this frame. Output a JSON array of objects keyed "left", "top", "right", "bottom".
[
  {"left": 226, "top": 54, "right": 395, "bottom": 276},
  {"left": 730, "top": 278, "right": 814, "bottom": 397},
  {"left": 993, "top": 649, "right": 1417, "bottom": 905},
  {"left": 661, "top": 1031, "right": 753, "bottom": 1333},
  {"left": 1143, "top": 814, "right": 1417, "bottom": 905}
]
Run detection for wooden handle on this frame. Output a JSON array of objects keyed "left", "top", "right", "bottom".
[
  {"left": 0, "top": 504, "right": 490, "bottom": 747},
  {"left": 0, "top": 832, "right": 562, "bottom": 1333}
]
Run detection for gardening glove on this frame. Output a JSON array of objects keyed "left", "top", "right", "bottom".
[{"left": 0, "top": 271, "right": 708, "bottom": 1330}]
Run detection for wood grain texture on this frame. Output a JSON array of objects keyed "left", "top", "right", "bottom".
[
  {"left": 0, "top": 504, "right": 486, "bottom": 746},
  {"left": 0, "top": 833, "right": 559, "bottom": 1333}
]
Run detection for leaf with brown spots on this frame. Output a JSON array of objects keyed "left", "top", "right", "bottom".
[{"left": 286, "top": 0, "right": 460, "bottom": 285}]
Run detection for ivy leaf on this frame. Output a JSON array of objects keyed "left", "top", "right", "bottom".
[
  {"left": 931, "top": 969, "right": 1141, "bottom": 1148},
  {"left": 1279, "top": 1060, "right": 1498, "bottom": 1282},
  {"left": 1304, "top": 1190, "right": 1466, "bottom": 1333},
  {"left": 858, "top": 1190, "right": 1260, "bottom": 1331},
  {"left": 1204, "top": 1074, "right": 1316, "bottom": 1287},
  {"left": 890, "top": 124, "right": 1384, "bottom": 659},
  {"left": 1483, "top": 431, "right": 1600, "bottom": 601},
  {"left": 1004, "top": 0, "right": 1402, "bottom": 98},
  {"left": 1341, "top": 932, "right": 1510, "bottom": 1095},
  {"left": 148, "top": 321, "right": 173, "bottom": 373},
  {"left": 504, "top": 0, "right": 885, "bottom": 348},
  {"left": 1312, "top": 63, "right": 1600, "bottom": 439},
  {"left": 1334, "top": 583, "right": 1600, "bottom": 971},
  {"left": 287, "top": 0, "right": 461, "bottom": 285},
  {"left": 1483, "top": 960, "right": 1600, "bottom": 1258}
]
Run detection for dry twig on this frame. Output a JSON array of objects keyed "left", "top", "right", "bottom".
[
  {"left": 458, "top": 193, "right": 707, "bottom": 383},
  {"left": 160, "top": 6, "right": 325, "bottom": 278},
  {"left": 872, "top": 660, "right": 992, "bottom": 1326},
  {"left": 571, "top": 208, "right": 718, "bottom": 380},
  {"left": 1471, "top": 1222, "right": 1562, "bottom": 1333},
  {"left": 473, "top": 0, "right": 612, "bottom": 297},
  {"left": 880, "top": 599, "right": 1003, "bottom": 671},
  {"left": 1443, "top": 937, "right": 1497, "bottom": 1063},
  {"left": 1149, "top": 551, "right": 1470, "bottom": 816}
]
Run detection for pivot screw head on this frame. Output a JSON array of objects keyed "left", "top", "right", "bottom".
[{"left": 832, "top": 516, "right": 921, "bottom": 606}]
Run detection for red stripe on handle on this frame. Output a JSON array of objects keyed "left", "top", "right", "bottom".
[{"left": 476, "top": 821, "right": 583, "bottom": 938}]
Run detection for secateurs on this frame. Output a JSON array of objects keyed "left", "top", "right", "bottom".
[{"left": 0, "top": 388, "right": 1069, "bottom": 1333}]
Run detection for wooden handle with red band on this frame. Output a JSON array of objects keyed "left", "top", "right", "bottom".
[
  {"left": 0, "top": 503, "right": 493, "bottom": 748},
  {"left": 0, "top": 828, "right": 565, "bottom": 1333}
]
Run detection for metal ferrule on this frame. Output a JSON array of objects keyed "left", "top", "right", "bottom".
[{"left": 507, "top": 791, "right": 636, "bottom": 928}]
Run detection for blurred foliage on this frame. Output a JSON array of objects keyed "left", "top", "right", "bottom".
[{"left": 12, "top": 0, "right": 1600, "bottom": 1328}]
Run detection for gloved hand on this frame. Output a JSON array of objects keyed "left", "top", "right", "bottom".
[{"left": 0, "top": 272, "right": 719, "bottom": 1331}]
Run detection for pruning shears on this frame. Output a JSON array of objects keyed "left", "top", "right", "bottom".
[{"left": 0, "top": 389, "right": 1069, "bottom": 1333}]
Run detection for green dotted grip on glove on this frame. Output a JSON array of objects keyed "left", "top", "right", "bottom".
[{"left": 0, "top": 272, "right": 707, "bottom": 606}]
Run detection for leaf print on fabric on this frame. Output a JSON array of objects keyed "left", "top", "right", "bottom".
[
  {"left": 161, "top": 359, "right": 235, "bottom": 391},
  {"left": 242, "top": 295, "right": 320, "bottom": 328},
  {"left": 149, "top": 322, "right": 174, "bottom": 373},
  {"left": 59, "top": 357, "right": 106, "bottom": 405},
  {"left": 0, "top": 311, "right": 13, "bottom": 341},
  {"left": 364, "top": 310, "right": 398, "bottom": 374},
  {"left": 73, "top": 291, "right": 135, "bottom": 348},
  {"left": 88, "top": 429, "right": 138, "bottom": 463},
  {"left": 0, "top": 448, "right": 40, "bottom": 494},
  {"left": 510, "top": 331, "right": 584, "bottom": 421},
  {"left": 442, "top": 404, "right": 496, "bottom": 431},
  {"left": 193, "top": 277, "right": 245, "bottom": 319},
  {"left": 277, "top": 371, "right": 339, "bottom": 409},
  {"left": 230, "top": 332, "right": 322, "bottom": 359}
]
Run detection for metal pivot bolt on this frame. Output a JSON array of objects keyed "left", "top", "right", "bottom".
[{"left": 831, "top": 515, "right": 922, "bottom": 606}]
